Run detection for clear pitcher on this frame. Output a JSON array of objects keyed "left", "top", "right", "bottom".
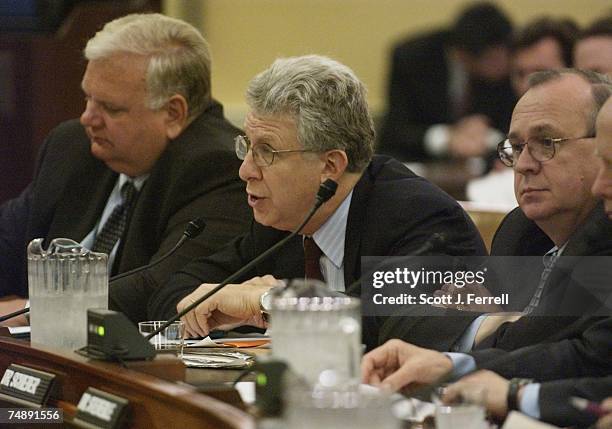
[
  {"left": 269, "top": 279, "right": 362, "bottom": 390},
  {"left": 27, "top": 238, "right": 108, "bottom": 350}
]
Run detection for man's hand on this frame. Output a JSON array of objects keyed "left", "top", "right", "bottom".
[
  {"left": 178, "top": 275, "right": 280, "bottom": 338},
  {"left": 0, "top": 296, "right": 28, "bottom": 327},
  {"left": 361, "top": 339, "right": 453, "bottom": 392},
  {"left": 448, "top": 114, "right": 490, "bottom": 158},
  {"left": 597, "top": 398, "right": 612, "bottom": 429},
  {"left": 444, "top": 370, "right": 511, "bottom": 420}
]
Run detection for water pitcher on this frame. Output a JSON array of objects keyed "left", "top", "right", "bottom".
[{"left": 27, "top": 238, "right": 108, "bottom": 350}]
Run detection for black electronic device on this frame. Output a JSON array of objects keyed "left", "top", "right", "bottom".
[
  {"left": 252, "top": 357, "right": 289, "bottom": 417},
  {"left": 78, "top": 309, "right": 155, "bottom": 361}
]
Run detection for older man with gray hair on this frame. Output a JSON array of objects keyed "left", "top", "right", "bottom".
[
  {"left": 0, "top": 13, "right": 251, "bottom": 324},
  {"left": 146, "top": 55, "right": 486, "bottom": 345}
]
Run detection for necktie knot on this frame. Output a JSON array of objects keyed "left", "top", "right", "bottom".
[{"left": 120, "top": 181, "right": 138, "bottom": 206}]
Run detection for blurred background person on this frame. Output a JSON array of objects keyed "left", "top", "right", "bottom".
[
  {"left": 466, "top": 16, "right": 578, "bottom": 205},
  {"left": 509, "top": 17, "right": 578, "bottom": 97},
  {"left": 575, "top": 14, "right": 612, "bottom": 75},
  {"left": 377, "top": 2, "right": 515, "bottom": 163}
]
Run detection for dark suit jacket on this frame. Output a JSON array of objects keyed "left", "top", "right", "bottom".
[
  {"left": 145, "top": 156, "right": 487, "bottom": 348},
  {"left": 0, "top": 101, "right": 252, "bottom": 298},
  {"left": 380, "top": 203, "right": 611, "bottom": 353},
  {"left": 470, "top": 205, "right": 612, "bottom": 380},
  {"left": 377, "top": 30, "right": 516, "bottom": 162},
  {"left": 539, "top": 376, "right": 612, "bottom": 428}
]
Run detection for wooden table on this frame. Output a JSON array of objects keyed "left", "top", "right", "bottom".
[{"left": 0, "top": 336, "right": 256, "bottom": 428}]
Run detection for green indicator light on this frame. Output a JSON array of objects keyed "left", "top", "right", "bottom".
[
  {"left": 97, "top": 326, "right": 105, "bottom": 336},
  {"left": 256, "top": 373, "right": 267, "bottom": 386}
]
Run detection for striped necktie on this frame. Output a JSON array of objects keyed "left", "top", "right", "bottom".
[
  {"left": 91, "top": 181, "right": 138, "bottom": 255},
  {"left": 523, "top": 249, "right": 560, "bottom": 315}
]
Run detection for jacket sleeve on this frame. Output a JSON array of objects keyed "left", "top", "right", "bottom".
[
  {"left": 538, "top": 376, "right": 612, "bottom": 428},
  {"left": 471, "top": 317, "right": 612, "bottom": 381}
]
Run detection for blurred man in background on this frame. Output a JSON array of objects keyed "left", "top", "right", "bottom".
[
  {"left": 378, "top": 2, "right": 515, "bottom": 162},
  {"left": 575, "top": 15, "right": 612, "bottom": 75}
]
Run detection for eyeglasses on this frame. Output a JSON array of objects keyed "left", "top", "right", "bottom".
[
  {"left": 497, "top": 135, "right": 593, "bottom": 167},
  {"left": 235, "top": 135, "right": 314, "bottom": 167}
]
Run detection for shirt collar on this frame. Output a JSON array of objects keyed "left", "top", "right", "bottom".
[
  {"left": 311, "top": 190, "right": 353, "bottom": 269},
  {"left": 118, "top": 173, "right": 148, "bottom": 192}
]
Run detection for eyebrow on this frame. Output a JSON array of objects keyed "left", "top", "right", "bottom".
[{"left": 508, "top": 124, "right": 562, "bottom": 139}]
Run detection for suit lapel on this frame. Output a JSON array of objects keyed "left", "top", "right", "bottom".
[{"left": 47, "top": 165, "right": 117, "bottom": 245}]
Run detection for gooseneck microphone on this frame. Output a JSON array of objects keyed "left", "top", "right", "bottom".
[
  {"left": 0, "top": 306, "right": 28, "bottom": 323},
  {"left": 110, "top": 217, "right": 206, "bottom": 283},
  {"left": 146, "top": 179, "right": 339, "bottom": 340},
  {"left": 0, "top": 218, "right": 206, "bottom": 324}
]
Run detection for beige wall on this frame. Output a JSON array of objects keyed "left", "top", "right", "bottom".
[{"left": 164, "top": 0, "right": 611, "bottom": 126}]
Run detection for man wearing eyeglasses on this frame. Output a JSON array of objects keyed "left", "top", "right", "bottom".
[
  {"left": 362, "top": 70, "right": 612, "bottom": 403},
  {"left": 134, "top": 55, "right": 487, "bottom": 342}
]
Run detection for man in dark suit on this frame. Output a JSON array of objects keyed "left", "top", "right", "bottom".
[
  {"left": 378, "top": 2, "right": 516, "bottom": 162},
  {"left": 136, "top": 55, "right": 487, "bottom": 340},
  {"left": 445, "top": 84, "right": 612, "bottom": 429},
  {"left": 362, "top": 70, "right": 612, "bottom": 398},
  {"left": 0, "top": 14, "right": 251, "bottom": 324}
]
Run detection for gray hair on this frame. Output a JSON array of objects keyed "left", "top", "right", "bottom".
[
  {"left": 528, "top": 69, "right": 612, "bottom": 135},
  {"left": 246, "top": 55, "right": 375, "bottom": 172},
  {"left": 84, "top": 13, "right": 212, "bottom": 121}
]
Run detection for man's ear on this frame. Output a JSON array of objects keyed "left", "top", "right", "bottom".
[
  {"left": 320, "top": 149, "right": 349, "bottom": 182},
  {"left": 164, "top": 94, "right": 189, "bottom": 139}
]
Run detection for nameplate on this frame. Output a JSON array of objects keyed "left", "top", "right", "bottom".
[
  {"left": 74, "top": 387, "right": 129, "bottom": 429},
  {"left": 0, "top": 364, "right": 56, "bottom": 407}
]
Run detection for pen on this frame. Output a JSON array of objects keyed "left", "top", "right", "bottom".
[{"left": 570, "top": 396, "right": 611, "bottom": 417}]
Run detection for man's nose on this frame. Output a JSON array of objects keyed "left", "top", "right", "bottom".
[
  {"left": 238, "top": 149, "right": 262, "bottom": 182},
  {"left": 80, "top": 100, "right": 103, "bottom": 128},
  {"left": 514, "top": 145, "right": 541, "bottom": 174}
]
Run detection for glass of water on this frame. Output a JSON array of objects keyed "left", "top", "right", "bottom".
[
  {"left": 433, "top": 384, "right": 488, "bottom": 429},
  {"left": 138, "top": 321, "right": 185, "bottom": 352}
]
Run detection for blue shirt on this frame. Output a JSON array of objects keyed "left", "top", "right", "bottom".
[{"left": 310, "top": 190, "right": 353, "bottom": 292}]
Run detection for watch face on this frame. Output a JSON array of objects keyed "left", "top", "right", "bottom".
[{"left": 261, "top": 290, "right": 273, "bottom": 311}]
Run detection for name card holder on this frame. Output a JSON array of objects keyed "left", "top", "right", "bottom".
[
  {"left": 73, "top": 387, "right": 129, "bottom": 429},
  {"left": 0, "top": 364, "right": 56, "bottom": 407}
]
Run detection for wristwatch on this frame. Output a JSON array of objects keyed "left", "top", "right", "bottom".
[
  {"left": 507, "top": 378, "right": 533, "bottom": 411},
  {"left": 259, "top": 288, "right": 275, "bottom": 323}
]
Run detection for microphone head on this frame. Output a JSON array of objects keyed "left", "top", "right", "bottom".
[
  {"left": 316, "top": 179, "right": 338, "bottom": 204},
  {"left": 184, "top": 217, "right": 206, "bottom": 238}
]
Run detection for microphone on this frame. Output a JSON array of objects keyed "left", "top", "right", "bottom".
[
  {"left": 0, "top": 306, "right": 28, "bottom": 323},
  {"left": 110, "top": 217, "right": 206, "bottom": 283},
  {"left": 146, "top": 179, "right": 338, "bottom": 340},
  {"left": 414, "top": 232, "right": 447, "bottom": 255},
  {"left": 0, "top": 218, "right": 206, "bottom": 324}
]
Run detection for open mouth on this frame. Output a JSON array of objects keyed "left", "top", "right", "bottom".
[{"left": 247, "top": 194, "right": 264, "bottom": 206}]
